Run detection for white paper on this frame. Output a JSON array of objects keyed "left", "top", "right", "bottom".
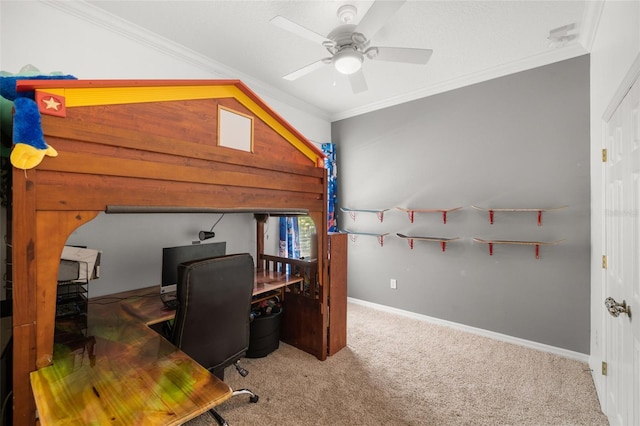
[{"left": 61, "top": 246, "right": 101, "bottom": 282}]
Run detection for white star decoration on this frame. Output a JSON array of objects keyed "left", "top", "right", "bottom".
[{"left": 42, "top": 97, "right": 61, "bottom": 111}]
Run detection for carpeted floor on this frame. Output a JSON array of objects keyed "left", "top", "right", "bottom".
[{"left": 185, "top": 301, "right": 608, "bottom": 425}]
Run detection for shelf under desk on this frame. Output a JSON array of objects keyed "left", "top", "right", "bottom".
[{"left": 253, "top": 269, "right": 305, "bottom": 304}]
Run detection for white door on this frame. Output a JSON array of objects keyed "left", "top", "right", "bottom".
[{"left": 603, "top": 69, "right": 640, "bottom": 426}]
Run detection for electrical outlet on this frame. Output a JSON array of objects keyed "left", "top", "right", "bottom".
[{"left": 390, "top": 279, "right": 397, "bottom": 289}]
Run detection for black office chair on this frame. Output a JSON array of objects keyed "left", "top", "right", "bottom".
[{"left": 170, "top": 253, "right": 258, "bottom": 425}]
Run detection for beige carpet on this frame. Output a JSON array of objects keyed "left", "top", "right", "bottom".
[{"left": 185, "top": 302, "right": 608, "bottom": 426}]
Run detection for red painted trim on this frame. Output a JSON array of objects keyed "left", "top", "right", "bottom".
[
  {"left": 36, "top": 92, "right": 66, "bottom": 117},
  {"left": 16, "top": 79, "right": 243, "bottom": 91}
]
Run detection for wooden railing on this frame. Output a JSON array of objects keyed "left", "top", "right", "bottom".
[{"left": 257, "top": 254, "right": 319, "bottom": 299}]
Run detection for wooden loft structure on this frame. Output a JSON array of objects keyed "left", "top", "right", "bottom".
[{"left": 9, "top": 79, "right": 344, "bottom": 424}]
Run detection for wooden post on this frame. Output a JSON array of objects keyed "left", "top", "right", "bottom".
[{"left": 12, "top": 169, "right": 38, "bottom": 425}]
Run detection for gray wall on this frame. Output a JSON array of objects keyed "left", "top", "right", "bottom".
[
  {"left": 66, "top": 213, "right": 257, "bottom": 298},
  {"left": 65, "top": 213, "right": 304, "bottom": 298},
  {"left": 332, "top": 55, "right": 590, "bottom": 353}
]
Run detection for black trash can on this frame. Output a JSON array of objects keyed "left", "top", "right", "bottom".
[{"left": 246, "top": 309, "right": 282, "bottom": 358}]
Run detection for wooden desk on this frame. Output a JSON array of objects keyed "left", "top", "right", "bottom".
[
  {"left": 121, "top": 270, "right": 304, "bottom": 325},
  {"left": 253, "top": 269, "right": 305, "bottom": 302},
  {"left": 30, "top": 289, "right": 232, "bottom": 425},
  {"left": 30, "top": 270, "right": 303, "bottom": 425}
]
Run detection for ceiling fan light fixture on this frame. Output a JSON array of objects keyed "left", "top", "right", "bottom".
[
  {"left": 333, "top": 48, "right": 363, "bottom": 75},
  {"left": 337, "top": 4, "right": 357, "bottom": 24}
]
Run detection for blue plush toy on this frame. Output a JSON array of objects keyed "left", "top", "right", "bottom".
[{"left": 0, "top": 65, "right": 76, "bottom": 169}]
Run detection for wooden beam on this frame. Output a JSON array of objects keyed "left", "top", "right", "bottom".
[
  {"left": 12, "top": 169, "right": 38, "bottom": 425},
  {"left": 35, "top": 211, "right": 98, "bottom": 368}
]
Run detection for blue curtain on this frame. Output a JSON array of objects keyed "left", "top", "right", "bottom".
[
  {"left": 322, "top": 143, "right": 338, "bottom": 232},
  {"left": 279, "top": 143, "right": 337, "bottom": 272},
  {"left": 279, "top": 217, "right": 300, "bottom": 274}
]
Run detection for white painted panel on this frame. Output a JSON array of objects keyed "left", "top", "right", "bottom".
[{"left": 604, "top": 72, "right": 640, "bottom": 426}]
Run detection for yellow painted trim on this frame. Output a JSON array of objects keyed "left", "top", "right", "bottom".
[
  {"left": 38, "top": 85, "right": 322, "bottom": 163},
  {"left": 40, "top": 86, "right": 237, "bottom": 107},
  {"left": 229, "top": 89, "right": 320, "bottom": 162}
]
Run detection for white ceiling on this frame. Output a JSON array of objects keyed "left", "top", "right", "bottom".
[{"left": 78, "top": 0, "right": 596, "bottom": 122}]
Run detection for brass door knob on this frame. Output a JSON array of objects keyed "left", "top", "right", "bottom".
[{"left": 605, "top": 297, "right": 631, "bottom": 318}]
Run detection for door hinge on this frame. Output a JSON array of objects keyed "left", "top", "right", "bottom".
[
  {"left": 602, "top": 148, "right": 607, "bottom": 162},
  {"left": 602, "top": 255, "right": 607, "bottom": 269},
  {"left": 602, "top": 361, "right": 607, "bottom": 376}
]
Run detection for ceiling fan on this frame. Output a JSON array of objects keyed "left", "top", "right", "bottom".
[{"left": 271, "top": 0, "right": 433, "bottom": 94}]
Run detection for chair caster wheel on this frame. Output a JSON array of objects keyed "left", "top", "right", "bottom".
[{"left": 250, "top": 395, "right": 259, "bottom": 403}]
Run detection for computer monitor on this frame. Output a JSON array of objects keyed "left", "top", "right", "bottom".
[{"left": 160, "top": 242, "right": 226, "bottom": 294}]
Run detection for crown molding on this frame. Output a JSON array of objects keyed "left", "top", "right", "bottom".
[
  {"left": 41, "top": 0, "right": 331, "bottom": 123},
  {"left": 578, "top": 0, "right": 604, "bottom": 52},
  {"left": 43, "top": 1, "right": 594, "bottom": 124},
  {"left": 330, "top": 43, "right": 589, "bottom": 122}
]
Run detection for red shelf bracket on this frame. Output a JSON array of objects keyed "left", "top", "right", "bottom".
[
  {"left": 489, "top": 210, "right": 494, "bottom": 224},
  {"left": 537, "top": 210, "right": 543, "bottom": 226},
  {"left": 406, "top": 210, "right": 415, "bottom": 223},
  {"left": 442, "top": 212, "right": 448, "bottom": 224},
  {"left": 406, "top": 238, "right": 414, "bottom": 249},
  {"left": 485, "top": 243, "right": 542, "bottom": 259},
  {"left": 347, "top": 233, "right": 387, "bottom": 247},
  {"left": 474, "top": 237, "right": 558, "bottom": 259},
  {"left": 440, "top": 241, "right": 447, "bottom": 252},
  {"left": 377, "top": 211, "right": 385, "bottom": 222}
]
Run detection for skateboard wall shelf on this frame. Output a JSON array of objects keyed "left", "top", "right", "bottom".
[
  {"left": 472, "top": 238, "right": 565, "bottom": 259},
  {"left": 396, "top": 234, "right": 460, "bottom": 251},
  {"left": 471, "top": 205, "right": 568, "bottom": 225},
  {"left": 396, "top": 207, "right": 462, "bottom": 224},
  {"left": 340, "top": 207, "right": 390, "bottom": 222},
  {"left": 341, "top": 229, "right": 389, "bottom": 246}
]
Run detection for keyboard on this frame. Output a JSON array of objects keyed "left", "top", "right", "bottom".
[{"left": 161, "top": 296, "right": 179, "bottom": 310}]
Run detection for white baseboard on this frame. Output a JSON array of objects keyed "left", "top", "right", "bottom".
[{"left": 347, "top": 297, "right": 589, "bottom": 363}]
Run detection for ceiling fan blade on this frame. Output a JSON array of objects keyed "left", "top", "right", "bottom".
[
  {"left": 283, "top": 58, "right": 331, "bottom": 81},
  {"left": 348, "top": 69, "right": 368, "bottom": 94},
  {"left": 370, "top": 47, "right": 433, "bottom": 64},
  {"left": 355, "top": 0, "right": 406, "bottom": 39},
  {"left": 270, "top": 15, "right": 330, "bottom": 45}
]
